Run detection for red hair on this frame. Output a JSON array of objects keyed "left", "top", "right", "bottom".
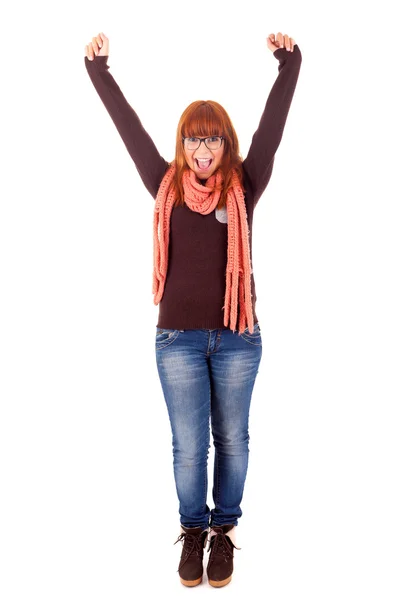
[{"left": 169, "top": 100, "right": 244, "bottom": 209}]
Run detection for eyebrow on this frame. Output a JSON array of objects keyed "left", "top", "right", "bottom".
[{"left": 187, "top": 134, "right": 221, "bottom": 138}]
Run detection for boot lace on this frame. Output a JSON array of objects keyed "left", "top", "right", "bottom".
[
  {"left": 207, "top": 527, "right": 240, "bottom": 562},
  {"left": 174, "top": 531, "right": 206, "bottom": 571}
]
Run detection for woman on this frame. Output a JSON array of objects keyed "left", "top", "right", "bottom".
[{"left": 84, "top": 31, "right": 302, "bottom": 588}]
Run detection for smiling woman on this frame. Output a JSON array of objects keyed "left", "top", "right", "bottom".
[
  {"left": 84, "top": 29, "right": 302, "bottom": 589},
  {"left": 171, "top": 100, "right": 243, "bottom": 209}
]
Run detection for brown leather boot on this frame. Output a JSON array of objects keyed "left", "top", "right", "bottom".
[
  {"left": 174, "top": 525, "right": 209, "bottom": 587},
  {"left": 206, "top": 524, "right": 239, "bottom": 587}
]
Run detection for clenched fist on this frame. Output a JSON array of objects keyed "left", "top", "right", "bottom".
[
  {"left": 266, "top": 32, "right": 296, "bottom": 53},
  {"left": 85, "top": 32, "right": 109, "bottom": 60}
]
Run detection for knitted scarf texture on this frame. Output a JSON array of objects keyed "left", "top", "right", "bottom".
[{"left": 152, "top": 163, "right": 255, "bottom": 335}]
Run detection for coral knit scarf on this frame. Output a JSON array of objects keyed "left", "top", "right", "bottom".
[{"left": 152, "top": 163, "right": 255, "bottom": 335}]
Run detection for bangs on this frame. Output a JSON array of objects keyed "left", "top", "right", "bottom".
[{"left": 182, "top": 103, "right": 225, "bottom": 138}]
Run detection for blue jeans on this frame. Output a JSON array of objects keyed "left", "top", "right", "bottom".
[{"left": 155, "top": 323, "right": 263, "bottom": 530}]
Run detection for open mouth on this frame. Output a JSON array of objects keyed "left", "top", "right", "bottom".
[{"left": 196, "top": 158, "right": 213, "bottom": 171}]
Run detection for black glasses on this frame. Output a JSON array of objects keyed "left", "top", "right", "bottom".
[{"left": 182, "top": 136, "right": 225, "bottom": 151}]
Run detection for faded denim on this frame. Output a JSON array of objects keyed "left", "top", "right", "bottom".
[{"left": 155, "top": 324, "right": 263, "bottom": 530}]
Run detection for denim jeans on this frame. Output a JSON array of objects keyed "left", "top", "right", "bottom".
[{"left": 155, "top": 323, "right": 263, "bottom": 530}]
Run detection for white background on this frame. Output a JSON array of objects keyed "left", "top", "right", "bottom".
[{"left": 1, "top": 0, "right": 399, "bottom": 598}]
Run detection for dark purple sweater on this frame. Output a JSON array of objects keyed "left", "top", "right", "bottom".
[{"left": 84, "top": 45, "right": 302, "bottom": 330}]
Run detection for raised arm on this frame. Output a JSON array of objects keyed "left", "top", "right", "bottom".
[
  {"left": 242, "top": 33, "right": 302, "bottom": 207},
  {"left": 84, "top": 33, "right": 169, "bottom": 199}
]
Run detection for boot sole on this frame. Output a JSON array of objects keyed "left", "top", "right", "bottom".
[
  {"left": 180, "top": 576, "right": 202, "bottom": 587},
  {"left": 208, "top": 575, "right": 232, "bottom": 587}
]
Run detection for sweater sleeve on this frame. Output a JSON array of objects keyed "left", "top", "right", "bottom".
[
  {"left": 84, "top": 55, "right": 169, "bottom": 199},
  {"left": 242, "top": 44, "right": 302, "bottom": 207}
]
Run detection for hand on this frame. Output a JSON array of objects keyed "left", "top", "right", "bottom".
[
  {"left": 266, "top": 32, "right": 296, "bottom": 53},
  {"left": 85, "top": 32, "right": 109, "bottom": 61}
]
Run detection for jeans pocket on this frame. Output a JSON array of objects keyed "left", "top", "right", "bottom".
[
  {"left": 155, "top": 328, "right": 181, "bottom": 350},
  {"left": 240, "top": 322, "right": 262, "bottom": 346}
]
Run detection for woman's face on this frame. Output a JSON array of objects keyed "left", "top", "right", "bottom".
[{"left": 183, "top": 136, "right": 225, "bottom": 180}]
